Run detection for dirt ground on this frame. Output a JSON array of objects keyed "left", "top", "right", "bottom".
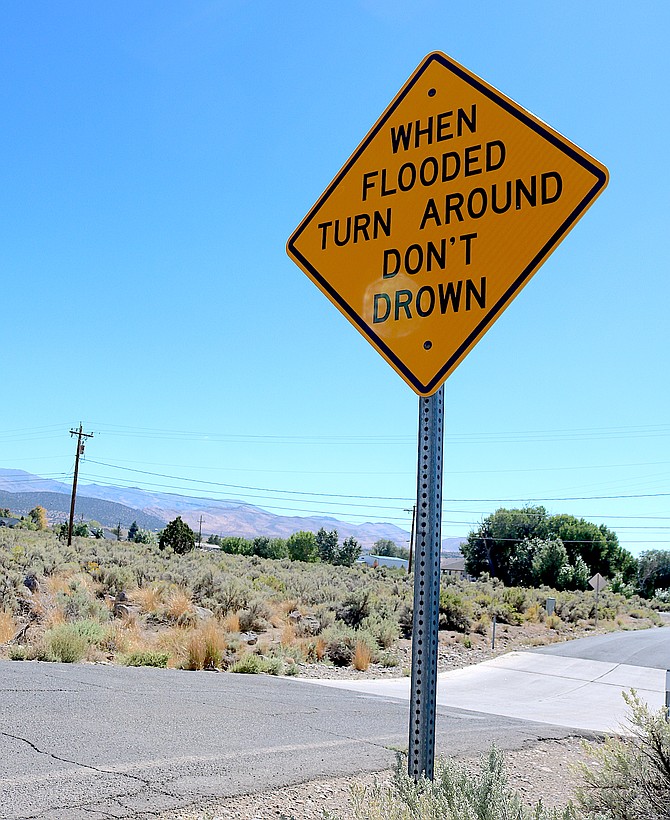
[{"left": 163, "top": 734, "right": 599, "bottom": 819}]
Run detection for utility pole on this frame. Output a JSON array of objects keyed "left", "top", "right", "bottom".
[
  {"left": 408, "top": 504, "right": 416, "bottom": 574},
  {"left": 198, "top": 515, "right": 203, "bottom": 549},
  {"left": 67, "top": 423, "right": 94, "bottom": 546},
  {"left": 404, "top": 505, "right": 417, "bottom": 574}
]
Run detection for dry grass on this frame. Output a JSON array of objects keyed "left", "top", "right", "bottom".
[
  {"left": 314, "top": 637, "right": 327, "bottom": 661},
  {"left": 165, "top": 588, "right": 194, "bottom": 623},
  {"left": 221, "top": 611, "right": 241, "bottom": 633},
  {"left": 0, "top": 612, "right": 16, "bottom": 643},
  {"left": 43, "top": 572, "right": 75, "bottom": 596},
  {"left": 183, "top": 621, "right": 228, "bottom": 670},
  {"left": 156, "top": 627, "right": 189, "bottom": 667},
  {"left": 353, "top": 640, "right": 371, "bottom": 671},
  {"left": 280, "top": 624, "right": 296, "bottom": 647},
  {"left": 132, "top": 585, "right": 164, "bottom": 614}
]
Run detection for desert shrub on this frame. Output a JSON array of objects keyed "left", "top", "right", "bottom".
[
  {"left": 8, "top": 645, "right": 28, "bottom": 661},
  {"left": 164, "top": 588, "right": 196, "bottom": 625},
  {"left": 554, "top": 592, "right": 593, "bottom": 623},
  {"left": 502, "top": 587, "right": 526, "bottom": 613},
  {"left": 347, "top": 747, "right": 576, "bottom": 819},
  {"left": 228, "top": 653, "right": 283, "bottom": 675},
  {"left": 335, "top": 589, "right": 371, "bottom": 628},
  {"left": 284, "top": 659, "right": 299, "bottom": 676},
  {"left": 122, "top": 651, "right": 169, "bottom": 668},
  {"left": 577, "top": 691, "right": 670, "bottom": 820},
  {"left": 46, "top": 623, "right": 90, "bottom": 663},
  {"left": 438, "top": 591, "right": 472, "bottom": 632},
  {"left": 488, "top": 602, "right": 522, "bottom": 626},
  {"left": 378, "top": 651, "right": 399, "bottom": 668},
  {"left": 323, "top": 624, "right": 356, "bottom": 667},
  {"left": 524, "top": 602, "right": 543, "bottom": 623},
  {"left": 238, "top": 597, "right": 272, "bottom": 632},
  {"left": 184, "top": 625, "right": 225, "bottom": 671},
  {"left": 215, "top": 577, "right": 252, "bottom": 614},
  {"left": 132, "top": 585, "right": 164, "bottom": 615},
  {"left": 472, "top": 614, "right": 490, "bottom": 635},
  {"left": 398, "top": 604, "right": 413, "bottom": 638},
  {"left": 56, "top": 582, "right": 109, "bottom": 623},
  {"left": 546, "top": 614, "right": 562, "bottom": 630},
  {"left": 93, "top": 565, "right": 134, "bottom": 596},
  {"left": 361, "top": 613, "right": 400, "bottom": 649},
  {"left": 327, "top": 639, "right": 354, "bottom": 667}
]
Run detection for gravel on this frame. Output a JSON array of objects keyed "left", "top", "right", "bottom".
[{"left": 161, "top": 735, "right": 601, "bottom": 819}]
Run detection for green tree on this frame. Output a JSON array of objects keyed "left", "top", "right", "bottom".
[
  {"left": 334, "top": 535, "right": 361, "bottom": 567},
  {"left": 530, "top": 536, "right": 569, "bottom": 588},
  {"left": 158, "top": 516, "right": 196, "bottom": 554},
  {"left": 133, "top": 528, "right": 153, "bottom": 545},
  {"left": 637, "top": 550, "right": 670, "bottom": 598},
  {"left": 127, "top": 521, "right": 139, "bottom": 542},
  {"left": 373, "top": 538, "right": 410, "bottom": 560},
  {"left": 316, "top": 528, "right": 339, "bottom": 563},
  {"left": 218, "top": 536, "right": 253, "bottom": 555},
  {"left": 546, "top": 514, "right": 635, "bottom": 582},
  {"left": 252, "top": 536, "right": 288, "bottom": 559},
  {"left": 287, "top": 530, "right": 318, "bottom": 562},
  {"left": 72, "top": 521, "right": 89, "bottom": 537},
  {"left": 461, "top": 506, "right": 549, "bottom": 584},
  {"left": 0, "top": 508, "right": 9, "bottom": 517},
  {"left": 28, "top": 506, "right": 48, "bottom": 530}
]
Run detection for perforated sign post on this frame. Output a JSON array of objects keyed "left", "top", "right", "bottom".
[{"left": 287, "top": 51, "right": 608, "bottom": 781}]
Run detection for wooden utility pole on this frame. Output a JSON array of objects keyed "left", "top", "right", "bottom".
[
  {"left": 67, "top": 423, "right": 94, "bottom": 546},
  {"left": 198, "top": 515, "right": 203, "bottom": 549},
  {"left": 405, "top": 505, "right": 416, "bottom": 574}
]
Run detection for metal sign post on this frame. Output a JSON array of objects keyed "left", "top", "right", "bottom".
[
  {"left": 408, "top": 386, "right": 444, "bottom": 781},
  {"left": 286, "top": 48, "right": 609, "bottom": 789}
]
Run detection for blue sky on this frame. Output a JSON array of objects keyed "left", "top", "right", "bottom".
[{"left": 1, "top": 1, "right": 669, "bottom": 554}]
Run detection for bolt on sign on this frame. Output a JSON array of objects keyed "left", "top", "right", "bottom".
[{"left": 287, "top": 51, "right": 608, "bottom": 396}]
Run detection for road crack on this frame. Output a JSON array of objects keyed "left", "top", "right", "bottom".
[{"left": 0, "top": 730, "right": 184, "bottom": 815}]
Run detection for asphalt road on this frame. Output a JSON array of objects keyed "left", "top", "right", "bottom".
[
  {"left": 0, "top": 660, "right": 574, "bottom": 820},
  {"left": 533, "top": 625, "right": 670, "bottom": 668}
]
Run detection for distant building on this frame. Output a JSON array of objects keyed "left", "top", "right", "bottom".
[
  {"left": 357, "top": 554, "right": 409, "bottom": 571},
  {"left": 440, "top": 555, "right": 471, "bottom": 580},
  {"left": 0, "top": 517, "right": 20, "bottom": 529}
]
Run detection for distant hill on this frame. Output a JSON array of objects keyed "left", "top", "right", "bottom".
[
  {"left": 0, "top": 468, "right": 415, "bottom": 549},
  {"left": 0, "top": 490, "right": 166, "bottom": 531},
  {"left": 442, "top": 536, "right": 467, "bottom": 552}
]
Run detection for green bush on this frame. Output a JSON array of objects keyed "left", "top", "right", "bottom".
[
  {"left": 438, "top": 591, "right": 472, "bottom": 632},
  {"left": 46, "top": 624, "right": 89, "bottom": 663},
  {"left": 8, "top": 645, "right": 28, "bottom": 661},
  {"left": 346, "top": 747, "right": 575, "bottom": 819},
  {"left": 228, "top": 653, "right": 284, "bottom": 675},
  {"left": 577, "top": 691, "right": 670, "bottom": 819},
  {"left": 122, "top": 651, "right": 169, "bottom": 668}
]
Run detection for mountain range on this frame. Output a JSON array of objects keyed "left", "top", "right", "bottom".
[
  {"left": 0, "top": 469, "right": 416, "bottom": 549},
  {"left": 0, "top": 468, "right": 467, "bottom": 551}
]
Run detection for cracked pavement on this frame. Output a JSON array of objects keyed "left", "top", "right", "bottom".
[{"left": 0, "top": 660, "right": 577, "bottom": 818}]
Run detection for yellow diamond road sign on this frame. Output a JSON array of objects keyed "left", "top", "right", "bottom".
[{"left": 287, "top": 51, "right": 608, "bottom": 396}]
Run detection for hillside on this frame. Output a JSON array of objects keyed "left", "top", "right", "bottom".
[
  {"left": 0, "top": 468, "right": 414, "bottom": 548},
  {"left": 0, "top": 490, "right": 166, "bottom": 531}
]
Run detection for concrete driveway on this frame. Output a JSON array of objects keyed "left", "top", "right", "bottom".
[{"left": 308, "top": 633, "right": 669, "bottom": 734}]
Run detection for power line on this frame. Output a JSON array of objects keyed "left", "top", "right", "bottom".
[{"left": 85, "top": 459, "right": 670, "bottom": 505}]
